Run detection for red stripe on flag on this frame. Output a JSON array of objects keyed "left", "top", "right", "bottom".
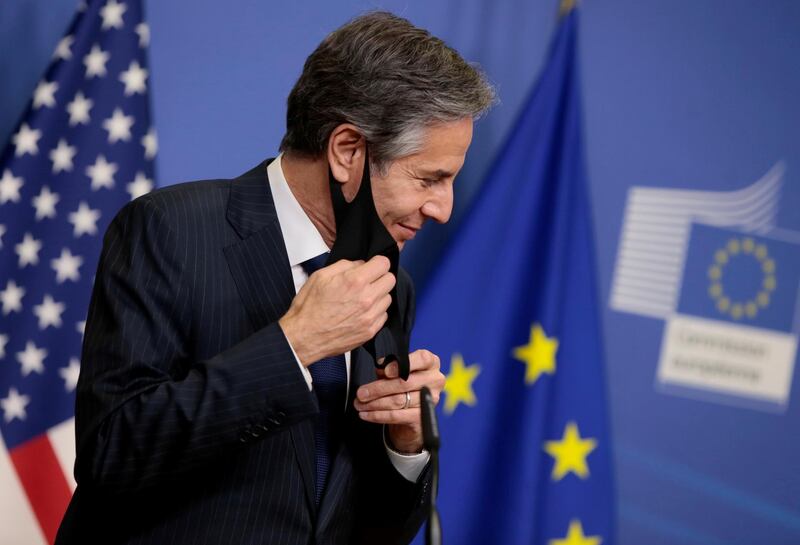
[{"left": 10, "top": 435, "right": 72, "bottom": 545}]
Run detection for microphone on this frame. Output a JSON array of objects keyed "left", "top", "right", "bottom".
[
  {"left": 420, "top": 387, "right": 441, "bottom": 545},
  {"left": 420, "top": 387, "right": 440, "bottom": 451}
]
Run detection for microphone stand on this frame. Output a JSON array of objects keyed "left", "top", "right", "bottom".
[{"left": 420, "top": 387, "right": 441, "bottom": 545}]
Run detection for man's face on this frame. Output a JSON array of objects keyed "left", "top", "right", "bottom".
[{"left": 371, "top": 118, "right": 473, "bottom": 250}]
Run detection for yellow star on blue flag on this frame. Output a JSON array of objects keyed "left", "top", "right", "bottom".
[
  {"left": 443, "top": 353, "right": 480, "bottom": 415},
  {"left": 513, "top": 323, "right": 558, "bottom": 385},
  {"left": 549, "top": 520, "right": 602, "bottom": 545},
  {"left": 544, "top": 421, "right": 598, "bottom": 480}
]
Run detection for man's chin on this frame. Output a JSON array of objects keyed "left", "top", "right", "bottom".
[{"left": 386, "top": 228, "right": 409, "bottom": 251}]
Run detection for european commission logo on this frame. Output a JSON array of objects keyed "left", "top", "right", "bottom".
[{"left": 610, "top": 163, "right": 800, "bottom": 411}]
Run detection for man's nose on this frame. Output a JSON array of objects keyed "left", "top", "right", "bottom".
[{"left": 421, "top": 185, "right": 454, "bottom": 224}]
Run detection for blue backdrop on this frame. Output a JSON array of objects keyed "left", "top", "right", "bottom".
[{"left": 2, "top": 1, "right": 799, "bottom": 544}]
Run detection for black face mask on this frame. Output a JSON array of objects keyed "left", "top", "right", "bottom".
[{"left": 325, "top": 150, "right": 410, "bottom": 381}]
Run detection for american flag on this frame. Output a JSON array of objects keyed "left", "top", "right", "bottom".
[{"left": 0, "top": 1, "right": 155, "bottom": 542}]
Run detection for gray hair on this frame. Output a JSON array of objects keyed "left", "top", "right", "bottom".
[{"left": 279, "top": 11, "right": 496, "bottom": 172}]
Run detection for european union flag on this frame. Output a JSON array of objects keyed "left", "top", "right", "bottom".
[
  {"left": 678, "top": 224, "right": 799, "bottom": 334},
  {"left": 655, "top": 223, "right": 800, "bottom": 411},
  {"left": 412, "top": 7, "right": 614, "bottom": 544}
]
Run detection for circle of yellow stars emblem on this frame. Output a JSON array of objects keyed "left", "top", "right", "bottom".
[{"left": 708, "top": 237, "right": 776, "bottom": 320}]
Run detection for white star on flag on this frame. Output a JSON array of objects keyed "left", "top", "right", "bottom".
[
  {"left": 60, "top": 358, "right": 82, "bottom": 392},
  {"left": 49, "top": 138, "right": 78, "bottom": 173},
  {"left": 142, "top": 127, "right": 158, "bottom": 159},
  {"left": 120, "top": 60, "right": 148, "bottom": 95},
  {"left": 68, "top": 202, "right": 101, "bottom": 237},
  {"left": 103, "top": 108, "right": 134, "bottom": 143},
  {"left": 32, "top": 186, "right": 60, "bottom": 220},
  {"left": 16, "top": 341, "right": 47, "bottom": 376},
  {"left": 0, "top": 334, "right": 8, "bottom": 359},
  {"left": 67, "top": 91, "right": 94, "bottom": 126},
  {"left": 86, "top": 155, "right": 118, "bottom": 190},
  {"left": 1, "top": 388, "right": 31, "bottom": 423},
  {"left": 54, "top": 35, "right": 74, "bottom": 60},
  {"left": 33, "top": 80, "right": 59, "bottom": 109},
  {"left": 84, "top": 44, "right": 110, "bottom": 78},
  {"left": 15, "top": 233, "right": 43, "bottom": 268},
  {"left": 12, "top": 123, "right": 42, "bottom": 157},
  {"left": 76, "top": 321, "right": 86, "bottom": 336},
  {"left": 100, "top": 0, "right": 127, "bottom": 30},
  {"left": 33, "top": 295, "right": 66, "bottom": 330},
  {"left": 0, "top": 169, "right": 24, "bottom": 204},
  {"left": 135, "top": 22, "right": 150, "bottom": 47},
  {"left": 0, "top": 281, "right": 25, "bottom": 315},
  {"left": 51, "top": 248, "right": 84, "bottom": 283},
  {"left": 127, "top": 171, "right": 153, "bottom": 200}
]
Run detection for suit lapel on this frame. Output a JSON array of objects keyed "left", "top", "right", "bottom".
[{"left": 223, "top": 160, "right": 318, "bottom": 516}]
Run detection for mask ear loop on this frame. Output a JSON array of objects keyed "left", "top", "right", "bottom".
[{"left": 326, "top": 147, "right": 411, "bottom": 380}]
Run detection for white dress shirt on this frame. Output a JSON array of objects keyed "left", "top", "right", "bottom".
[{"left": 267, "top": 155, "right": 429, "bottom": 482}]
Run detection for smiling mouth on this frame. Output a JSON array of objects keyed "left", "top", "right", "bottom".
[{"left": 398, "top": 223, "right": 420, "bottom": 239}]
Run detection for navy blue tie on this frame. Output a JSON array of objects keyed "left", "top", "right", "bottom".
[{"left": 301, "top": 253, "right": 347, "bottom": 505}]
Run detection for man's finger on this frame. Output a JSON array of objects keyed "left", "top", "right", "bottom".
[
  {"left": 383, "top": 361, "right": 398, "bottom": 378},
  {"left": 408, "top": 349, "right": 440, "bottom": 372},
  {"left": 320, "top": 258, "right": 363, "bottom": 275},
  {"left": 357, "top": 408, "right": 419, "bottom": 425},
  {"left": 375, "top": 351, "right": 438, "bottom": 382},
  {"left": 369, "top": 270, "right": 396, "bottom": 296},
  {"left": 347, "top": 255, "right": 391, "bottom": 284},
  {"left": 365, "top": 254, "right": 391, "bottom": 270},
  {"left": 356, "top": 370, "right": 439, "bottom": 401},
  {"left": 376, "top": 293, "right": 392, "bottom": 313},
  {"left": 354, "top": 390, "right": 419, "bottom": 412}
]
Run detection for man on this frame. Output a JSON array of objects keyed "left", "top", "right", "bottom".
[{"left": 56, "top": 11, "right": 494, "bottom": 545}]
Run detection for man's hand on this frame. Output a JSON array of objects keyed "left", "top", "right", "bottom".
[
  {"left": 354, "top": 349, "right": 445, "bottom": 454},
  {"left": 279, "top": 255, "right": 395, "bottom": 366}
]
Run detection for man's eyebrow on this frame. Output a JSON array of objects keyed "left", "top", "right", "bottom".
[{"left": 417, "top": 168, "right": 456, "bottom": 179}]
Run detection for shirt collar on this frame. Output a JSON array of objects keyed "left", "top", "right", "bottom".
[{"left": 267, "top": 154, "right": 329, "bottom": 267}]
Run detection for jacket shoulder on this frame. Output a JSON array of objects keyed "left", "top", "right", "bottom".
[
  {"left": 120, "top": 158, "right": 271, "bottom": 221},
  {"left": 134, "top": 178, "right": 231, "bottom": 213}
]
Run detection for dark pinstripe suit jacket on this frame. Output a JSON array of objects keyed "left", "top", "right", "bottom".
[{"left": 55, "top": 161, "right": 430, "bottom": 545}]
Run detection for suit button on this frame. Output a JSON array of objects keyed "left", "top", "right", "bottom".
[{"left": 256, "top": 424, "right": 270, "bottom": 432}]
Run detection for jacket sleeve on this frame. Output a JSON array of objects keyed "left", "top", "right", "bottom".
[{"left": 74, "top": 196, "right": 317, "bottom": 494}]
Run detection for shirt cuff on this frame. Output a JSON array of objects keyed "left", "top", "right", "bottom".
[
  {"left": 284, "top": 333, "right": 313, "bottom": 391},
  {"left": 383, "top": 426, "right": 430, "bottom": 482}
]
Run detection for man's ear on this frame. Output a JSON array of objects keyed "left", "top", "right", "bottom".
[{"left": 327, "top": 123, "right": 365, "bottom": 201}]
